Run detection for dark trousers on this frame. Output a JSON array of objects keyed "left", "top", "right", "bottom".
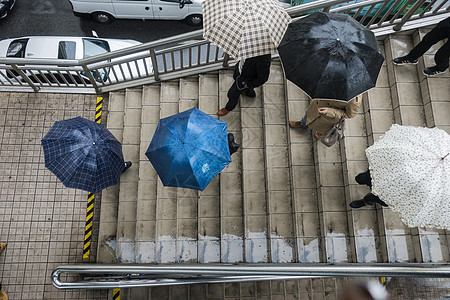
[
  {"left": 408, "top": 24, "right": 450, "bottom": 70},
  {"left": 225, "top": 81, "right": 244, "bottom": 111}
]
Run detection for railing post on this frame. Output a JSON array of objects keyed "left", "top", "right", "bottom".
[
  {"left": 80, "top": 64, "right": 101, "bottom": 94},
  {"left": 149, "top": 49, "right": 160, "bottom": 81},
  {"left": 10, "top": 64, "right": 40, "bottom": 92},
  {"left": 393, "top": 0, "right": 427, "bottom": 31},
  {"left": 222, "top": 54, "right": 230, "bottom": 68}
]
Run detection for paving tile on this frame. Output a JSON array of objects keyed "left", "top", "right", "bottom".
[
  {"left": 391, "top": 82, "right": 423, "bottom": 107},
  {"left": 242, "top": 148, "right": 265, "bottom": 171},
  {"left": 263, "top": 84, "right": 285, "bottom": 105},
  {"left": 142, "top": 85, "right": 161, "bottom": 106},
  {"left": 264, "top": 104, "right": 287, "bottom": 125},
  {"left": 243, "top": 192, "right": 266, "bottom": 215},
  {"left": 397, "top": 105, "right": 426, "bottom": 126},
  {"left": 369, "top": 110, "right": 394, "bottom": 133},
  {"left": 265, "top": 125, "right": 288, "bottom": 146},
  {"left": 290, "top": 143, "right": 314, "bottom": 166},
  {"left": 319, "top": 187, "right": 346, "bottom": 212},
  {"left": 241, "top": 107, "right": 263, "bottom": 127},
  {"left": 292, "top": 166, "right": 316, "bottom": 189},
  {"left": 266, "top": 168, "right": 290, "bottom": 191},
  {"left": 199, "top": 74, "right": 219, "bottom": 96},
  {"left": 242, "top": 127, "right": 264, "bottom": 148},
  {"left": 266, "top": 146, "right": 289, "bottom": 168},
  {"left": 268, "top": 191, "right": 292, "bottom": 213}
]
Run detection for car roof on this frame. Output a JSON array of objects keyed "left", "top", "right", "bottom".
[{"left": 24, "top": 37, "right": 85, "bottom": 59}]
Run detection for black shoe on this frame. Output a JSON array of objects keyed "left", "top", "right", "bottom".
[
  {"left": 350, "top": 200, "right": 367, "bottom": 209},
  {"left": 245, "top": 88, "right": 256, "bottom": 98},
  {"left": 364, "top": 193, "right": 388, "bottom": 207},
  {"left": 423, "top": 66, "right": 447, "bottom": 76},
  {"left": 393, "top": 55, "right": 418, "bottom": 65},
  {"left": 122, "top": 161, "right": 132, "bottom": 173},
  {"left": 228, "top": 133, "right": 240, "bottom": 155},
  {"left": 355, "top": 170, "right": 371, "bottom": 187}
]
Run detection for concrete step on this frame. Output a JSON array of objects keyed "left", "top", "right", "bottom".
[
  {"left": 286, "top": 81, "right": 322, "bottom": 263},
  {"left": 218, "top": 69, "right": 244, "bottom": 262},
  {"left": 97, "top": 91, "right": 125, "bottom": 263},
  {"left": 263, "top": 61, "right": 296, "bottom": 262},
  {"left": 135, "top": 84, "right": 160, "bottom": 263},
  {"left": 116, "top": 87, "right": 143, "bottom": 263},
  {"left": 198, "top": 73, "right": 221, "bottom": 263}
]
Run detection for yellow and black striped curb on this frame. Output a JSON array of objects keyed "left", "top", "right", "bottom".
[
  {"left": 83, "top": 192, "right": 95, "bottom": 259},
  {"left": 113, "top": 288, "right": 120, "bottom": 300},
  {"left": 83, "top": 96, "right": 103, "bottom": 259},
  {"left": 95, "top": 97, "right": 103, "bottom": 123},
  {"left": 379, "top": 276, "right": 387, "bottom": 288}
]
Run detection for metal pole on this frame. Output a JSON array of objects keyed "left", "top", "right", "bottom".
[{"left": 52, "top": 263, "right": 450, "bottom": 289}]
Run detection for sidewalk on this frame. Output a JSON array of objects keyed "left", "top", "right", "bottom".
[{"left": 0, "top": 92, "right": 106, "bottom": 299}]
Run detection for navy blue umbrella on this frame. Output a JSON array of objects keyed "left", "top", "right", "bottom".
[
  {"left": 146, "top": 107, "right": 231, "bottom": 191},
  {"left": 41, "top": 116, "right": 124, "bottom": 193}
]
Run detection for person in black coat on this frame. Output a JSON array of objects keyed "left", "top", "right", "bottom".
[
  {"left": 217, "top": 54, "right": 271, "bottom": 116},
  {"left": 393, "top": 16, "right": 450, "bottom": 76}
]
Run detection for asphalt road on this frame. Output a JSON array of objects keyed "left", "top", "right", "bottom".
[{"left": 0, "top": 0, "right": 199, "bottom": 43}]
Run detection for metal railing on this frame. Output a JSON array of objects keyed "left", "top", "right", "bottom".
[
  {"left": 0, "top": 0, "right": 450, "bottom": 93},
  {"left": 52, "top": 263, "right": 450, "bottom": 289},
  {"left": 0, "top": 0, "right": 448, "bottom": 94}
]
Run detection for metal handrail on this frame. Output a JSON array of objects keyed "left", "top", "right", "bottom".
[
  {"left": 52, "top": 263, "right": 450, "bottom": 289},
  {"left": 0, "top": 0, "right": 448, "bottom": 94}
]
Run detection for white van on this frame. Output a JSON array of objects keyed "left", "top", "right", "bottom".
[{"left": 68, "top": 0, "right": 204, "bottom": 25}]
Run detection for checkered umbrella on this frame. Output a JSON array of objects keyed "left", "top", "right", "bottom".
[
  {"left": 41, "top": 117, "right": 124, "bottom": 193},
  {"left": 202, "top": 0, "right": 291, "bottom": 60}
]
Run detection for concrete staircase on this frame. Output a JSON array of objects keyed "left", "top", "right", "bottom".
[{"left": 97, "top": 29, "right": 450, "bottom": 299}]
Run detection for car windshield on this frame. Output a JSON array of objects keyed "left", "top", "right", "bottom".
[
  {"left": 82, "top": 38, "right": 110, "bottom": 58},
  {"left": 6, "top": 38, "right": 29, "bottom": 58}
]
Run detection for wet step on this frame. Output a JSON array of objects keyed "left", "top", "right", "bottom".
[
  {"left": 263, "top": 61, "right": 296, "bottom": 262},
  {"left": 286, "top": 81, "right": 322, "bottom": 263},
  {"left": 218, "top": 68, "right": 244, "bottom": 262},
  {"left": 116, "top": 87, "right": 143, "bottom": 263}
]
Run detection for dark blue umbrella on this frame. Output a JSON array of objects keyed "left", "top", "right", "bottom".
[
  {"left": 41, "top": 116, "right": 124, "bottom": 193},
  {"left": 146, "top": 107, "right": 231, "bottom": 191}
]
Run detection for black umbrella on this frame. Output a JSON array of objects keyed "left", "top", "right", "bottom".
[{"left": 277, "top": 12, "right": 384, "bottom": 101}]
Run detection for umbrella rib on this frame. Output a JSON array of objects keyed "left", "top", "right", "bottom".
[{"left": 44, "top": 143, "right": 91, "bottom": 168}]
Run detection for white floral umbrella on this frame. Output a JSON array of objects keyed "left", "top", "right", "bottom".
[
  {"left": 202, "top": 0, "right": 291, "bottom": 60},
  {"left": 365, "top": 124, "right": 450, "bottom": 230}
]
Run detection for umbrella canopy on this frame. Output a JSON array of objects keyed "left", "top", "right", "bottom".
[
  {"left": 146, "top": 107, "right": 231, "bottom": 191},
  {"left": 202, "top": 0, "right": 291, "bottom": 60},
  {"left": 366, "top": 124, "right": 450, "bottom": 230},
  {"left": 277, "top": 12, "right": 384, "bottom": 101},
  {"left": 41, "top": 116, "right": 124, "bottom": 193}
]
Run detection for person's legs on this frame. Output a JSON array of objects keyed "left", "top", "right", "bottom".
[
  {"left": 289, "top": 113, "right": 308, "bottom": 128},
  {"left": 350, "top": 193, "right": 388, "bottom": 209},
  {"left": 433, "top": 40, "right": 450, "bottom": 70},
  {"left": 245, "top": 88, "right": 256, "bottom": 98},
  {"left": 218, "top": 81, "right": 241, "bottom": 116},
  {"left": 227, "top": 133, "right": 240, "bottom": 155},
  {"left": 363, "top": 193, "right": 388, "bottom": 207},
  {"left": 408, "top": 25, "right": 448, "bottom": 60}
]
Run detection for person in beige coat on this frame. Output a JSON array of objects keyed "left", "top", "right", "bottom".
[{"left": 289, "top": 96, "right": 361, "bottom": 139}]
